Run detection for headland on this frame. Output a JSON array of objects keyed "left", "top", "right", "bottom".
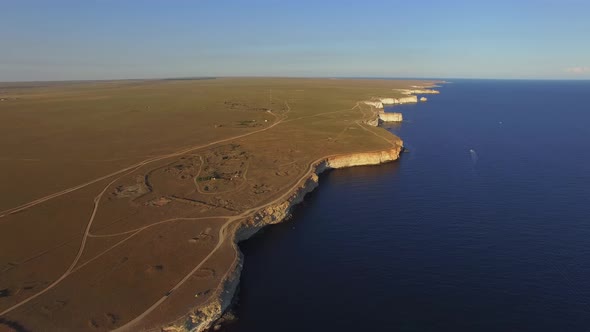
[{"left": 0, "top": 78, "right": 440, "bottom": 331}]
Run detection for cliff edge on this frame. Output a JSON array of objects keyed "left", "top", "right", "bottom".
[{"left": 171, "top": 144, "right": 404, "bottom": 332}]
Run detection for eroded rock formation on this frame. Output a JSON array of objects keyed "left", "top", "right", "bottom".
[
  {"left": 378, "top": 112, "right": 403, "bottom": 122},
  {"left": 363, "top": 100, "right": 384, "bottom": 109},
  {"left": 378, "top": 96, "right": 418, "bottom": 104},
  {"left": 168, "top": 145, "right": 404, "bottom": 332}
]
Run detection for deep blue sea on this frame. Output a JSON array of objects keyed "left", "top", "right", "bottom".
[{"left": 226, "top": 80, "right": 590, "bottom": 332}]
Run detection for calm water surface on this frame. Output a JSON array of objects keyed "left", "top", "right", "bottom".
[{"left": 226, "top": 80, "right": 590, "bottom": 332}]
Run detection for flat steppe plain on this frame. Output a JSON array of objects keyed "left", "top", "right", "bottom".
[{"left": 0, "top": 78, "right": 434, "bottom": 331}]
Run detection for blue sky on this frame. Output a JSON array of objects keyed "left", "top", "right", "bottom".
[{"left": 1, "top": 0, "right": 589, "bottom": 81}]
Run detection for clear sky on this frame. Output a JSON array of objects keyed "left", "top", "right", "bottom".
[{"left": 1, "top": 0, "right": 589, "bottom": 81}]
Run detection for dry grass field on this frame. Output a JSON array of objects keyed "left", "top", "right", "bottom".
[{"left": 0, "top": 78, "right": 434, "bottom": 331}]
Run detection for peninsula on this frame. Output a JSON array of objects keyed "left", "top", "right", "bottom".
[{"left": 0, "top": 78, "right": 439, "bottom": 331}]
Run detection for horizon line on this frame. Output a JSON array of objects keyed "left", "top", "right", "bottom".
[{"left": 1, "top": 75, "right": 589, "bottom": 84}]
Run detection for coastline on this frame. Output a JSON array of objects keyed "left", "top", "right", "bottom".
[
  {"left": 167, "top": 146, "right": 404, "bottom": 332},
  {"left": 0, "top": 78, "right": 442, "bottom": 332},
  {"left": 191, "top": 80, "right": 590, "bottom": 332},
  {"left": 159, "top": 85, "right": 441, "bottom": 331}
]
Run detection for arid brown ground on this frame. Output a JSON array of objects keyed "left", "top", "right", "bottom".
[{"left": 0, "top": 78, "right": 434, "bottom": 331}]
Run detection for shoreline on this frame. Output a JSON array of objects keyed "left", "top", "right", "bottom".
[
  {"left": 0, "top": 79, "right": 444, "bottom": 332},
  {"left": 172, "top": 146, "right": 404, "bottom": 332},
  {"left": 157, "top": 89, "right": 438, "bottom": 332},
  {"left": 160, "top": 85, "right": 441, "bottom": 331}
]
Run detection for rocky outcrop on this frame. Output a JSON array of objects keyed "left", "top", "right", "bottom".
[
  {"left": 395, "top": 88, "right": 440, "bottom": 95},
  {"left": 378, "top": 96, "right": 418, "bottom": 104},
  {"left": 364, "top": 99, "right": 407, "bottom": 125},
  {"left": 412, "top": 89, "right": 439, "bottom": 94},
  {"left": 364, "top": 117, "right": 379, "bottom": 127},
  {"left": 411, "top": 84, "right": 443, "bottom": 89},
  {"left": 364, "top": 95, "right": 418, "bottom": 108},
  {"left": 396, "top": 96, "right": 418, "bottom": 104},
  {"left": 377, "top": 97, "right": 396, "bottom": 104},
  {"left": 363, "top": 100, "right": 384, "bottom": 109},
  {"left": 175, "top": 144, "right": 404, "bottom": 332},
  {"left": 160, "top": 81, "right": 446, "bottom": 331},
  {"left": 378, "top": 112, "right": 403, "bottom": 122},
  {"left": 326, "top": 148, "right": 403, "bottom": 169}
]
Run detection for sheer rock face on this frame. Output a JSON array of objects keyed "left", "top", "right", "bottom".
[
  {"left": 155, "top": 81, "right": 443, "bottom": 331},
  {"left": 159, "top": 85, "right": 421, "bottom": 332},
  {"left": 178, "top": 144, "right": 403, "bottom": 332},
  {"left": 379, "top": 96, "right": 418, "bottom": 104},
  {"left": 364, "top": 100, "right": 384, "bottom": 109},
  {"left": 378, "top": 112, "right": 403, "bottom": 122},
  {"left": 364, "top": 95, "right": 418, "bottom": 109},
  {"left": 378, "top": 97, "right": 397, "bottom": 104},
  {"left": 326, "top": 147, "right": 403, "bottom": 169},
  {"left": 397, "top": 88, "right": 440, "bottom": 95},
  {"left": 411, "top": 89, "right": 440, "bottom": 94}
]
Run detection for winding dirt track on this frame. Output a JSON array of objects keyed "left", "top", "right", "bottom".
[
  {"left": 115, "top": 151, "right": 329, "bottom": 331},
  {"left": 116, "top": 102, "right": 396, "bottom": 331},
  {"left": 1, "top": 99, "right": 394, "bottom": 330},
  {"left": 0, "top": 105, "right": 286, "bottom": 317},
  {"left": 0, "top": 108, "right": 285, "bottom": 220}
]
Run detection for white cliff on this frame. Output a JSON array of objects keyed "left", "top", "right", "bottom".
[
  {"left": 396, "top": 96, "right": 418, "bottom": 103},
  {"left": 395, "top": 88, "right": 440, "bottom": 95},
  {"left": 364, "top": 95, "right": 418, "bottom": 108},
  {"left": 363, "top": 100, "right": 384, "bottom": 109},
  {"left": 378, "top": 112, "right": 403, "bottom": 122},
  {"left": 378, "top": 97, "right": 397, "bottom": 104},
  {"left": 326, "top": 148, "right": 403, "bottom": 169},
  {"left": 160, "top": 83, "right": 446, "bottom": 331},
  {"left": 378, "top": 96, "right": 418, "bottom": 104},
  {"left": 168, "top": 145, "right": 404, "bottom": 332}
]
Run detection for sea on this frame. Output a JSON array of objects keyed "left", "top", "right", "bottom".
[{"left": 225, "top": 80, "right": 590, "bottom": 332}]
